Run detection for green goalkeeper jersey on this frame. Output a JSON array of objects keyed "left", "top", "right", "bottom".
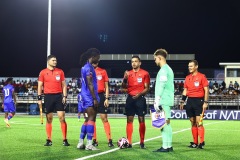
[{"left": 155, "top": 64, "right": 174, "bottom": 106}]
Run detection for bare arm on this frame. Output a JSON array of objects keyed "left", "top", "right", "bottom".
[
  {"left": 38, "top": 81, "right": 43, "bottom": 96},
  {"left": 203, "top": 86, "right": 209, "bottom": 110},
  {"left": 37, "top": 81, "right": 43, "bottom": 106},
  {"left": 104, "top": 81, "right": 109, "bottom": 107},
  {"left": 86, "top": 75, "right": 98, "bottom": 107},
  {"left": 122, "top": 70, "right": 128, "bottom": 89},
  {"left": 180, "top": 88, "right": 187, "bottom": 110},
  {"left": 13, "top": 91, "right": 17, "bottom": 104},
  {"left": 61, "top": 80, "right": 67, "bottom": 103}
]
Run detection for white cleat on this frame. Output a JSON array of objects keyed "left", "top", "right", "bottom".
[
  {"left": 77, "top": 142, "right": 85, "bottom": 149},
  {"left": 4, "top": 119, "right": 10, "bottom": 127},
  {"left": 85, "top": 144, "right": 99, "bottom": 151}
]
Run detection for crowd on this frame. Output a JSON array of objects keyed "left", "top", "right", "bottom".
[
  {"left": 0, "top": 78, "right": 239, "bottom": 97},
  {"left": 209, "top": 80, "right": 239, "bottom": 95}
]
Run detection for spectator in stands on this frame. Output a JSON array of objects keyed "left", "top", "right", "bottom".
[
  {"left": 228, "top": 81, "right": 234, "bottom": 90},
  {"left": 174, "top": 89, "right": 181, "bottom": 95},
  {"left": 219, "top": 81, "right": 226, "bottom": 91},
  {"left": 122, "top": 55, "right": 150, "bottom": 149},
  {"left": 179, "top": 81, "right": 184, "bottom": 93},
  {"left": 175, "top": 81, "right": 180, "bottom": 91},
  {"left": 209, "top": 81, "right": 213, "bottom": 89},
  {"left": 213, "top": 81, "right": 219, "bottom": 93},
  {"left": 209, "top": 87, "right": 214, "bottom": 95},
  {"left": 234, "top": 81, "right": 239, "bottom": 92}
]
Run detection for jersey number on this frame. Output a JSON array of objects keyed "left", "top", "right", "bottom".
[{"left": 4, "top": 89, "right": 10, "bottom": 96}]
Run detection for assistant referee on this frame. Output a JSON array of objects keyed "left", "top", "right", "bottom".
[
  {"left": 180, "top": 60, "right": 209, "bottom": 149},
  {"left": 38, "top": 55, "right": 69, "bottom": 146}
]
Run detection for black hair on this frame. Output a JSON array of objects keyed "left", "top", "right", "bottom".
[
  {"left": 6, "top": 77, "right": 13, "bottom": 84},
  {"left": 189, "top": 60, "right": 198, "bottom": 66},
  {"left": 131, "top": 55, "right": 141, "bottom": 62},
  {"left": 47, "top": 55, "right": 56, "bottom": 61},
  {"left": 79, "top": 48, "right": 100, "bottom": 68}
]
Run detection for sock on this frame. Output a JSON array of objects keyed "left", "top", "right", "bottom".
[
  {"left": 8, "top": 113, "right": 13, "bottom": 120},
  {"left": 93, "top": 122, "right": 97, "bottom": 141},
  {"left": 139, "top": 122, "right": 146, "bottom": 144},
  {"left": 126, "top": 122, "right": 133, "bottom": 144},
  {"left": 80, "top": 122, "right": 87, "bottom": 139},
  {"left": 61, "top": 122, "right": 67, "bottom": 140},
  {"left": 104, "top": 121, "right": 111, "bottom": 141},
  {"left": 198, "top": 126, "right": 205, "bottom": 143},
  {"left": 46, "top": 123, "right": 52, "bottom": 140},
  {"left": 161, "top": 125, "right": 168, "bottom": 149},
  {"left": 166, "top": 124, "right": 173, "bottom": 148},
  {"left": 86, "top": 120, "right": 95, "bottom": 142},
  {"left": 192, "top": 126, "right": 198, "bottom": 144}
]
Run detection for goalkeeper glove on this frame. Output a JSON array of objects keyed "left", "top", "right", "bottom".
[{"left": 154, "top": 96, "right": 161, "bottom": 112}]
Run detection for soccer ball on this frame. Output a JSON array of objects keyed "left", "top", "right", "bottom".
[{"left": 117, "top": 137, "right": 129, "bottom": 149}]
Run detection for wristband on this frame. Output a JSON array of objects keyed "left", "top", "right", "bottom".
[
  {"left": 204, "top": 101, "right": 208, "bottom": 103},
  {"left": 105, "top": 97, "right": 110, "bottom": 100},
  {"left": 123, "top": 79, "right": 127, "bottom": 83},
  {"left": 38, "top": 95, "right": 42, "bottom": 100},
  {"left": 181, "top": 95, "right": 187, "bottom": 101},
  {"left": 63, "top": 96, "right": 67, "bottom": 98}
]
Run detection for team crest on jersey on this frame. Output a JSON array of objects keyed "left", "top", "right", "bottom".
[
  {"left": 56, "top": 75, "right": 60, "bottom": 81},
  {"left": 97, "top": 75, "right": 102, "bottom": 80}
]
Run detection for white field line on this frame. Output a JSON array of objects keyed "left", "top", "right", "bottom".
[{"left": 75, "top": 121, "right": 225, "bottom": 160}]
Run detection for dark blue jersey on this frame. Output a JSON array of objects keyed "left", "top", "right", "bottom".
[
  {"left": 3, "top": 84, "right": 14, "bottom": 103},
  {"left": 80, "top": 62, "right": 99, "bottom": 102}
]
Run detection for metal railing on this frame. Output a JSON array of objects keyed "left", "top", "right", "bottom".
[{"left": 0, "top": 94, "right": 239, "bottom": 113}]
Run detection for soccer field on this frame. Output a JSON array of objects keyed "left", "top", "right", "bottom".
[{"left": 1, "top": 115, "right": 240, "bottom": 160}]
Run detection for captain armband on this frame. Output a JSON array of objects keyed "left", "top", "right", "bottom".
[{"left": 38, "top": 95, "right": 42, "bottom": 100}]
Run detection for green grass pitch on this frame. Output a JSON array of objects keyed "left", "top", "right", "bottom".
[{"left": 1, "top": 115, "right": 240, "bottom": 160}]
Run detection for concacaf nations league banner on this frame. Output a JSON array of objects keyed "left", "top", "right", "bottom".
[{"left": 171, "top": 110, "right": 240, "bottom": 120}]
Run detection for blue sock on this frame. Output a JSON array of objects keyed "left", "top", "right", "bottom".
[
  {"left": 80, "top": 122, "right": 87, "bottom": 139},
  {"left": 86, "top": 121, "right": 95, "bottom": 140},
  {"left": 8, "top": 113, "right": 13, "bottom": 120}
]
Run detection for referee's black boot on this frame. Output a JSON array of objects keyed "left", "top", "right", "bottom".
[
  {"left": 92, "top": 139, "right": 98, "bottom": 147},
  {"left": 168, "top": 147, "right": 173, "bottom": 152},
  {"left": 44, "top": 139, "right": 52, "bottom": 146},
  {"left": 153, "top": 147, "right": 169, "bottom": 152},
  {"left": 198, "top": 142, "right": 205, "bottom": 149},
  {"left": 188, "top": 142, "right": 198, "bottom": 148},
  {"left": 108, "top": 139, "right": 114, "bottom": 147},
  {"left": 140, "top": 143, "right": 146, "bottom": 149},
  {"left": 63, "top": 139, "right": 70, "bottom": 146}
]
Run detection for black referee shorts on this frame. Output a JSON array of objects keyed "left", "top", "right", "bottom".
[
  {"left": 97, "top": 92, "right": 108, "bottom": 114},
  {"left": 185, "top": 97, "right": 204, "bottom": 118},
  {"left": 44, "top": 94, "right": 65, "bottom": 114},
  {"left": 125, "top": 95, "right": 147, "bottom": 116}
]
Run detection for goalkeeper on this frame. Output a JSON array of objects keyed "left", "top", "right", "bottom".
[{"left": 152, "top": 49, "right": 174, "bottom": 152}]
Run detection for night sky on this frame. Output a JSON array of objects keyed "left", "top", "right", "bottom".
[{"left": 1, "top": 0, "right": 240, "bottom": 77}]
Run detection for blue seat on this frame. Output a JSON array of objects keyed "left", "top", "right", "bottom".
[{"left": 29, "top": 104, "right": 39, "bottom": 115}]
